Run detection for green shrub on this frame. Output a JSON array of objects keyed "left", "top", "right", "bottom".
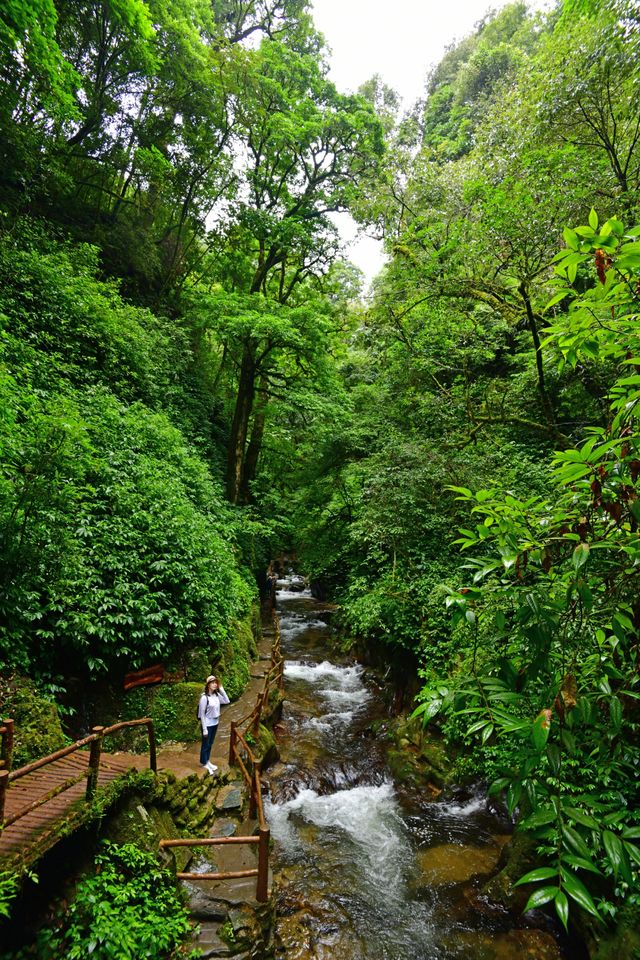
[{"left": 16, "top": 842, "right": 195, "bottom": 959}]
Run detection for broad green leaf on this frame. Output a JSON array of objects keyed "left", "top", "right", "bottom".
[
  {"left": 531, "top": 712, "right": 551, "bottom": 751},
  {"left": 520, "top": 807, "right": 557, "bottom": 830},
  {"left": 514, "top": 866, "right": 558, "bottom": 887},
  {"left": 560, "top": 871, "right": 600, "bottom": 919},
  {"left": 544, "top": 289, "right": 573, "bottom": 311},
  {"left": 572, "top": 543, "right": 590, "bottom": 569},
  {"left": 554, "top": 890, "right": 569, "bottom": 931},
  {"left": 562, "top": 825, "right": 592, "bottom": 860},
  {"left": 507, "top": 781, "right": 522, "bottom": 816},
  {"left": 625, "top": 842, "right": 640, "bottom": 867},
  {"left": 524, "top": 886, "right": 559, "bottom": 912},
  {"left": 609, "top": 696, "right": 622, "bottom": 730},
  {"left": 562, "top": 855, "right": 602, "bottom": 876},
  {"left": 564, "top": 808, "right": 599, "bottom": 831},
  {"left": 481, "top": 723, "right": 494, "bottom": 744},
  {"left": 602, "top": 830, "right": 624, "bottom": 878},
  {"left": 447, "top": 485, "right": 473, "bottom": 499},
  {"left": 488, "top": 777, "right": 510, "bottom": 796}
]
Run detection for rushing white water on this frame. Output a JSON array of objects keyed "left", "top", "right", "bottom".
[
  {"left": 434, "top": 795, "right": 487, "bottom": 818},
  {"left": 275, "top": 575, "right": 311, "bottom": 601},
  {"left": 279, "top": 611, "right": 329, "bottom": 639},
  {"left": 265, "top": 782, "right": 409, "bottom": 899},
  {"left": 284, "top": 659, "right": 371, "bottom": 725}
]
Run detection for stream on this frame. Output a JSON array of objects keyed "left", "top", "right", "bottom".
[{"left": 265, "top": 575, "right": 584, "bottom": 960}]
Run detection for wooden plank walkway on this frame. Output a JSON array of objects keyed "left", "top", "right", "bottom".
[{"left": 0, "top": 750, "right": 137, "bottom": 866}]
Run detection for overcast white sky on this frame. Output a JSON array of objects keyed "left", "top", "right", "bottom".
[{"left": 310, "top": 0, "right": 550, "bottom": 285}]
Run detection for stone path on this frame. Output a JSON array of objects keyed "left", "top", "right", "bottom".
[{"left": 145, "top": 621, "right": 279, "bottom": 958}]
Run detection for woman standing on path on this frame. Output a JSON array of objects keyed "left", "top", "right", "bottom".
[{"left": 198, "top": 675, "right": 229, "bottom": 775}]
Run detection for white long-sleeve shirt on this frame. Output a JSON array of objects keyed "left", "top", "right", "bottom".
[{"left": 199, "top": 686, "right": 230, "bottom": 736}]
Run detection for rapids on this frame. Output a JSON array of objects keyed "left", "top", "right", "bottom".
[{"left": 265, "top": 575, "right": 585, "bottom": 960}]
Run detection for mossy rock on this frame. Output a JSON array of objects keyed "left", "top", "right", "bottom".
[
  {"left": 385, "top": 715, "right": 451, "bottom": 790},
  {"left": 215, "top": 623, "right": 254, "bottom": 701},
  {"left": 0, "top": 673, "right": 66, "bottom": 767},
  {"left": 265, "top": 687, "right": 284, "bottom": 724},
  {"left": 578, "top": 904, "right": 640, "bottom": 960},
  {"left": 480, "top": 831, "right": 538, "bottom": 911},
  {"left": 100, "top": 794, "right": 193, "bottom": 872},
  {"left": 255, "top": 723, "right": 279, "bottom": 769},
  {"left": 104, "top": 681, "right": 204, "bottom": 749}
]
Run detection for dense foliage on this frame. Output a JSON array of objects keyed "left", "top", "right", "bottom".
[
  {"left": 0, "top": 0, "right": 382, "bottom": 688},
  {"left": 256, "top": 0, "right": 640, "bottom": 934},
  {"left": 7, "top": 842, "right": 194, "bottom": 959}
]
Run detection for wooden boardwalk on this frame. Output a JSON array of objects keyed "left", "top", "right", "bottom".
[{"left": 0, "top": 749, "right": 137, "bottom": 866}]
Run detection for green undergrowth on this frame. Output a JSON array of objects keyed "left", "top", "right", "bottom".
[{"left": 4, "top": 842, "right": 198, "bottom": 960}]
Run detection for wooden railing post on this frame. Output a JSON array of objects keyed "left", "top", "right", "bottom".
[
  {"left": 86, "top": 726, "right": 104, "bottom": 801},
  {"left": 249, "top": 759, "right": 262, "bottom": 820},
  {"left": 146, "top": 720, "right": 157, "bottom": 772},
  {"left": 253, "top": 693, "right": 264, "bottom": 736},
  {"left": 228, "top": 721, "right": 237, "bottom": 766},
  {"left": 1, "top": 719, "right": 14, "bottom": 772},
  {"left": 256, "top": 826, "right": 270, "bottom": 902},
  {"left": 0, "top": 770, "right": 8, "bottom": 828}
]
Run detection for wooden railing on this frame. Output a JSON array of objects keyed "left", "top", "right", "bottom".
[
  {"left": 0, "top": 717, "right": 156, "bottom": 831},
  {"left": 165, "top": 612, "right": 285, "bottom": 902},
  {"left": 0, "top": 720, "right": 14, "bottom": 773},
  {"left": 231, "top": 611, "right": 284, "bottom": 742},
  {"left": 159, "top": 830, "right": 271, "bottom": 903}
]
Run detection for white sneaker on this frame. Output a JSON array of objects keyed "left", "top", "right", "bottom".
[{"left": 206, "top": 762, "right": 218, "bottom": 775}]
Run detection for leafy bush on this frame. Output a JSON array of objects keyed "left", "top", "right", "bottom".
[
  {"left": 0, "top": 225, "right": 256, "bottom": 688},
  {"left": 0, "top": 674, "right": 67, "bottom": 766},
  {"left": 13, "top": 842, "right": 195, "bottom": 959}
]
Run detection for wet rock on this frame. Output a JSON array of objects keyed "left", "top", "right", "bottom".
[
  {"left": 480, "top": 831, "right": 539, "bottom": 911},
  {"left": 445, "top": 928, "right": 563, "bottom": 959},
  {"left": 211, "top": 818, "right": 238, "bottom": 838},
  {"left": 227, "top": 904, "right": 262, "bottom": 943},
  {"left": 415, "top": 841, "right": 505, "bottom": 885},
  {"left": 194, "top": 922, "right": 234, "bottom": 958},
  {"left": 256, "top": 721, "right": 280, "bottom": 768},
  {"left": 276, "top": 909, "right": 366, "bottom": 960},
  {"left": 187, "top": 887, "right": 231, "bottom": 921},
  {"left": 216, "top": 785, "right": 244, "bottom": 812},
  {"left": 276, "top": 885, "right": 314, "bottom": 917}
]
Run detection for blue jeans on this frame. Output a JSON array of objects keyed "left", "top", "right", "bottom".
[{"left": 200, "top": 724, "right": 218, "bottom": 765}]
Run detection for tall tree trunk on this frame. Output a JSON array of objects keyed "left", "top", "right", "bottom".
[
  {"left": 519, "top": 282, "right": 557, "bottom": 430},
  {"left": 226, "top": 344, "right": 256, "bottom": 503},
  {"left": 239, "top": 377, "right": 268, "bottom": 504}
]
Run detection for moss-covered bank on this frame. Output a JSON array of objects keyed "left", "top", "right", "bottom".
[{"left": 0, "top": 675, "right": 67, "bottom": 769}]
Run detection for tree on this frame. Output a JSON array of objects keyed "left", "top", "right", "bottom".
[{"left": 217, "top": 36, "right": 383, "bottom": 502}]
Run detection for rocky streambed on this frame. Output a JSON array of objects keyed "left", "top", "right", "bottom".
[{"left": 265, "top": 575, "right": 585, "bottom": 960}]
